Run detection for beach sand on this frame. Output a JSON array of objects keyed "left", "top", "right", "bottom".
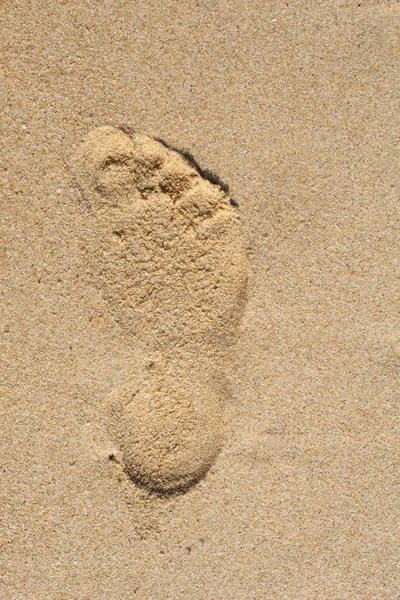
[{"left": 1, "top": 1, "right": 399, "bottom": 598}]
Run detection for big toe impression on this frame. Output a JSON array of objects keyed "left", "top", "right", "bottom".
[{"left": 73, "top": 126, "right": 167, "bottom": 209}]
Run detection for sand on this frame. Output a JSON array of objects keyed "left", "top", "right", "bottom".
[
  {"left": 1, "top": 1, "right": 399, "bottom": 598},
  {"left": 72, "top": 124, "right": 248, "bottom": 493}
]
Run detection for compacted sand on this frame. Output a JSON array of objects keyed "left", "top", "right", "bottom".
[{"left": 1, "top": 1, "right": 399, "bottom": 598}]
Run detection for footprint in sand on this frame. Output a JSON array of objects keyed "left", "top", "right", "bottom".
[{"left": 72, "top": 126, "right": 248, "bottom": 494}]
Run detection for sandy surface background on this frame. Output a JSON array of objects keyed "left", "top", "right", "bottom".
[{"left": 1, "top": 1, "right": 399, "bottom": 598}]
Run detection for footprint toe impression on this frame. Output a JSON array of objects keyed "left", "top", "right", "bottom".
[{"left": 72, "top": 126, "right": 248, "bottom": 493}]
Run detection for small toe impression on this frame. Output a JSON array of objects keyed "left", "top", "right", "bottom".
[
  {"left": 109, "top": 368, "right": 225, "bottom": 494},
  {"left": 175, "top": 180, "right": 227, "bottom": 222}
]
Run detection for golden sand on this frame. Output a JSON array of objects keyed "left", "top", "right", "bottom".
[{"left": 1, "top": 1, "right": 399, "bottom": 598}]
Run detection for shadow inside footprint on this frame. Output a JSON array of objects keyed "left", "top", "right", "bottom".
[
  {"left": 119, "top": 124, "right": 238, "bottom": 207},
  {"left": 154, "top": 138, "right": 240, "bottom": 208}
]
